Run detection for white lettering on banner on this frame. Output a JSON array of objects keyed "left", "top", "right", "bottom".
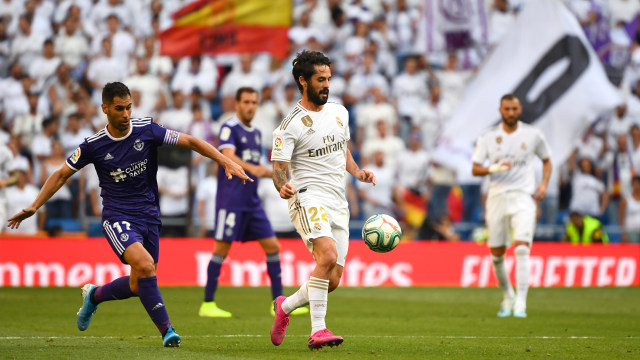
[
  {"left": 194, "top": 251, "right": 414, "bottom": 287},
  {"left": 460, "top": 255, "right": 638, "bottom": 287},
  {"left": 0, "top": 263, "right": 20, "bottom": 286},
  {"left": 0, "top": 262, "right": 130, "bottom": 287}
]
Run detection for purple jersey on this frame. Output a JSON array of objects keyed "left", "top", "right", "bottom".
[
  {"left": 66, "top": 118, "right": 180, "bottom": 222},
  {"left": 216, "top": 117, "right": 262, "bottom": 210}
]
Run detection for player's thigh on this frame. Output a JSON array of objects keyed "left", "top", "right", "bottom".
[
  {"left": 242, "top": 208, "right": 277, "bottom": 243},
  {"left": 288, "top": 195, "right": 334, "bottom": 257},
  {"left": 508, "top": 193, "right": 536, "bottom": 244},
  {"left": 330, "top": 206, "right": 350, "bottom": 267},
  {"left": 486, "top": 194, "right": 509, "bottom": 248}
]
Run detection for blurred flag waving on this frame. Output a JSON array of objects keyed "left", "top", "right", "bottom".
[
  {"left": 159, "top": 0, "right": 292, "bottom": 59},
  {"left": 436, "top": 0, "right": 622, "bottom": 168}
]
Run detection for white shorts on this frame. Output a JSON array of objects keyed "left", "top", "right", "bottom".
[
  {"left": 485, "top": 191, "right": 536, "bottom": 248},
  {"left": 288, "top": 190, "right": 350, "bottom": 266}
]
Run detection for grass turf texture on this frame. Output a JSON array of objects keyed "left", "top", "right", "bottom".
[{"left": 1, "top": 287, "right": 638, "bottom": 359}]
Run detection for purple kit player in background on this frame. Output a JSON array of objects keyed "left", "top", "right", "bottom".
[
  {"left": 199, "top": 87, "right": 308, "bottom": 318},
  {"left": 8, "top": 82, "right": 250, "bottom": 347}
]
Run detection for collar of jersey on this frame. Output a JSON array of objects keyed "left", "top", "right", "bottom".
[
  {"left": 104, "top": 122, "right": 133, "bottom": 141},
  {"left": 296, "top": 101, "right": 322, "bottom": 113},
  {"left": 232, "top": 116, "right": 255, "bottom": 132}
]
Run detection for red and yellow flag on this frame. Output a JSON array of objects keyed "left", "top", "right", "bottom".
[{"left": 159, "top": 0, "right": 291, "bottom": 59}]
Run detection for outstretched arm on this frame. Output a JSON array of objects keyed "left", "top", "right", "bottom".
[
  {"left": 177, "top": 132, "right": 252, "bottom": 183},
  {"left": 8, "top": 164, "right": 75, "bottom": 229},
  {"left": 272, "top": 160, "right": 296, "bottom": 199},
  {"left": 220, "top": 148, "right": 272, "bottom": 178},
  {"left": 346, "top": 148, "right": 376, "bottom": 185}
]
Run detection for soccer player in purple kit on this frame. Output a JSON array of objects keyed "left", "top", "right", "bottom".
[
  {"left": 199, "top": 87, "right": 308, "bottom": 317},
  {"left": 7, "top": 82, "right": 251, "bottom": 347}
]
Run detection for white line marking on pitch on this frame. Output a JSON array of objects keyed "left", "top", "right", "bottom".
[{"left": 1, "top": 335, "right": 636, "bottom": 340}]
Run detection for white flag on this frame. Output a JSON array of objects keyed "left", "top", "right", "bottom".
[{"left": 438, "top": 0, "right": 622, "bottom": 167}]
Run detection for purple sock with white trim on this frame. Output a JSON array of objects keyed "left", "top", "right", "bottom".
[{"left": 138, "top": 276, "right": 171, "bottom": 335}]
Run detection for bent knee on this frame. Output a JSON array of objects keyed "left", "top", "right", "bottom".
[{"left": 132, "top": 262, "right": 156, "bottom": 277}]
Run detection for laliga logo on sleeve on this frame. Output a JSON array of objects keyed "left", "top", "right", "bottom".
[
  {"left": 273, "top": 136, "right": 283, "bottom": 152},
  {"left": 70, "top": 147, "right": 81, "bottom": 164}
]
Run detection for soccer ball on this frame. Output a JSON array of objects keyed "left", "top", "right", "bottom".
[{"left": 362, "top": 214, "right": 402, "bottom": 253}]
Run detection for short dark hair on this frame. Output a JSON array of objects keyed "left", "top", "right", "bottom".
[
  {"left": 501, "top": 94, "right": 519, "bottom": 103},
  {"left": 235, "top": 87, "right": 257, "bottom": 101},
  {"left": 102, "top": 82, "right": 131, "bottom": 104},
  {"left": 292, "top": 50, "right": 331, "bottom": 93}
]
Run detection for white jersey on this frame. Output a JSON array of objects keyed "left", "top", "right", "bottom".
[
  {"left": 271, "top": 101, "right": 350, "bottom": 207},
  {"left": 0, "top": 145, "right": 15, "bottom": 201},
  {"left": 472, "top": 123, "right": 551, "bottom": 196}
]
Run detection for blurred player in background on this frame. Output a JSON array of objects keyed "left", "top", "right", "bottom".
[
  {"left": 270, "top": 50, "right": 376, "bottom": 350},
  {"left": 472, "top": 94, "right": 552, "bottom": 318},
  {"left": 8, "top": 82, "right": 250, "bottom": 347},
  {"left": 199, "top": 87, "right": 308, "bottom": 317}
]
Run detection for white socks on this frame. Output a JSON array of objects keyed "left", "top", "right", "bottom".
[
  {"left": 307, "top": 277, "right": 329, "bottom": 334},
  {"left": 514, "top": 245, "right": 530, "bottom": 309},
  {"left": 491, "top": 254, "right": 515, "bottom": 301},
  {"left": 282, "top": 281, "right": 310, "bottom": 314}
]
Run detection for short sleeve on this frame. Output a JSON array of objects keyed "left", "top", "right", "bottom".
[
  {"left": 271, "top": 125, "right": 296, "bottom": 162},
  {"left": 343, "top": 107, "right": 351, "bottom": 141},
  {"left": 471, "top": 134, "right": 488, "bottom": 164},
  {"left": 535, "top": 130, "right": 551, "bottom": 160},
  {"left": 218, "top": 124, "right": 236, "bottom": 151},
  {"left": 150, "top": 121, "right": 180, "bottom": 146},
  {"left": 66, "top": 140, "right": 92, "bottom": 171}
]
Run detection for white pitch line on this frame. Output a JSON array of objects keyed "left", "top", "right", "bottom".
[{"left": 0, "top": 335, "right": 636, "bottom": 340}]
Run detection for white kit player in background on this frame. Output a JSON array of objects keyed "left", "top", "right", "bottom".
[
  {"left": 270, "top": 50, "right": 376, "bottom": 350},
  {"left": 471, "top": 94, "right": 552, "bottom": 318}
]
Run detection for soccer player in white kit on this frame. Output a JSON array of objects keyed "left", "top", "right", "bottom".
[
  {"left": 270, "top": 50, "right": 376, "bottom": 350},
  {"left": 472, "top": 94, "right": 552, "bottom": 318}
]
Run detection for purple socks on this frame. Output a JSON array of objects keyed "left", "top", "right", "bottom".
[
  {"left": 138, "top": 276, "right": 171, "bottom": 336},
  {"left": 204, "top": 254, "right": 224, "bottom": 302},
  {"left": 266, "top": 252, "right": 283, "bottom": 300},
  {"left": 92, "top": 276, "right": 135, "bottom": 304}
]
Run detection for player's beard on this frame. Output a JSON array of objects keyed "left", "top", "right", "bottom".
[
  {"left": 502, "top": 115, "right": 518, "bottom": 128},
  {"left": 307, "top": 85, "right": 329, "bottom": 106}
]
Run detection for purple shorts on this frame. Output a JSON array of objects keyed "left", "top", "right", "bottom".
[
  {"left": 102, "top": 218, "right": 161, "bottom": 264},
  {"left": 212, "top": 207, "right": 275, "bottom": 242}
]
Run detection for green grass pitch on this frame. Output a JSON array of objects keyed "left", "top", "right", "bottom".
[{"left": 1, "top": 286, "right": 638, "bottom": 359}]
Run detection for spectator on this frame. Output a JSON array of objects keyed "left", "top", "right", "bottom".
[
  {"left": 488, "top": 0, "right": 517, "bottom": 48},
  {"left": 620, "top": 175, "right": 640, "bottom": 243},
  {"left": 356, "top": 86, "right": 397, "bottom": 148},
  {"left": 568, "top": 156, "right": 609, "bottom": 218},
  {"left": 28, "top": 38, "right": 61, "bottom": 92},
  {"left": 361, "top": 119, "right": 405, "bottom": 168},
  {"left": 29, "top": 117, "right": 57, "bottom": 185},
  {"left": 418, "top": 214, "right": 460, "bottom": 241},
  {"left": 412, "top": 81, "right": 452, "bottom": 150},
  {"left": 10, "top": 14, "right": 45, "bottom": 71},
  {"left": 86, "top": 37, "right": 128, "bottom": 105},
  {"left": 60, "top": 112, "right": 92, "bottom": 156},
  {"left": 195, "top": 161, "right": 217, "bottom": 238},
  {"left": 344, "top": 52, "right": 389, "bottom": 108},
  {"left": 4, "top": 162, "right": 41, "bottom": 234},
  {"left": 158, "top": 91, "right": 192, "bottom": 133},
  {"left": 391, "top": 55, "right": 428, "bottom": 140},
  {"left": 219, "top": 53, "right": 265, "bottom": 113},
  {"left": 357, "top": 150, "right": 395, "bottom": 220},
  {"left": 171, "top": 55, "right": 218, "bottom": 99},
  {"left": 393, "top": 132, "right": 430, "bottom": 240},
  {"left": 41, "top": 140, "right": 72, "bottom": 220},
  {"left": 157, "top": 165, "right": 189, "bottom": 237},
  {"left": 125, "top": 57, "right": 167, "bottom": 118},
  {"left": 564, "top": 211, "right": 609, "bottom": 244},
  {"left": 433, "top": 51, "right": 474, "bottom": 111},
  {"left": 46, "top": 62, "right": 78, "bottom": 123},
  {"left": 2, "top": 62, "right": 29, "bottom": 128},
  {"left": 12, "top": 91, "right": 43, "bottom": 151}
]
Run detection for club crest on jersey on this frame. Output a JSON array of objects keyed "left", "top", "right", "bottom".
[
  {"left": 220, "top": 127, "right": 231, "bottom": 141},
  {"left": 336, "top": 116, "right": 343, "bottom": 127},
  {"left": 70, "top": 147, "right": 81, "bottom": 164},
  {"left": 521, "top": 142, "right": 527, "bottom": 150},
  {"left": 134, "top": 139, "right": 144, "bottom": 151},
  {"left": 496, "top": 136, "right": 502, "bottom": 144},
  {"left": 120, "top": 233, "right": 129, "bottom": 242},
  {"left": 301, "top": 115, "right": 313, "bottom": 127},
  {"left": 273, "top": 136, "right": 283, "bottom": 152},
  {"left": 314, "top": 223, "right": 321, "bottom": 231}
]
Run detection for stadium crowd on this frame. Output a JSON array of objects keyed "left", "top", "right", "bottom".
[{"left": 1, "top": 0, "right": 640, "bottom": 243}]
